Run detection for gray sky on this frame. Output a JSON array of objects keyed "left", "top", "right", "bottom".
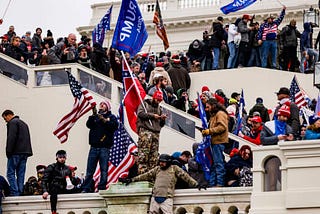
[{"left": 0, "top": 0, "right": 104, "bottom": 40}]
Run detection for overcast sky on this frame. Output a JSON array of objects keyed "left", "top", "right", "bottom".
[{"left": 0, "top": 0, "right": 105, "bottom": 40}]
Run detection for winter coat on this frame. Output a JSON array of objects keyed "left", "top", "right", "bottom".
[
  {"left": 260, "top": 120, "right": 293, "bottom": 145},
  {"left": 225, "top": 154, "right": 252, "bottom": 185},
  {"left": 5, "top": 116, "right": 32, "bottom": 158},
  {"left": 208, "top": 110, "right": 229, "bottom": 144},
  {"left": 136, "top": 99, "right": 165, "bottom": 133},
  {"left": 86, "top": 111, "right": 118, "bottom": 148},
  {"left": 249, "top": 103, "right": 270, "bottom": 122},
  {"left": 300, "top": 22, "right": 312, "bottom": 52},
  {"left": 167, "top": 64, "right": 191, "bottom": 93},
  {"left": 280, "top": 25, "right": 301, "bottom": 47},
  {"left": 210, "top": 21, "right": 225, "bottom": 48},
  {"left": 42, "top": 162, "right": 71, "bottom": 193}
]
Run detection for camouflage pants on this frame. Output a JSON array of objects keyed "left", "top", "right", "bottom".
[{"left": 137, "top": 128, "right": 160, "bottom": 174}]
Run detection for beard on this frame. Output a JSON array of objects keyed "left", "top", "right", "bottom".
[{"left": 151, "top": 100, "right": 159, "bottom": 108}]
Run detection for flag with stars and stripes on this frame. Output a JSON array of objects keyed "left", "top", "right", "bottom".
[
  {"left": 153, "top": 0, "right": 169, "bottom": 50},
  {"left": 92, "top": 5, "right": 113, "bottom": 46},
  {"left": 290, "top": 75, "right": 307, "bottom": 109},
  {"left": 53, "top": 72, "right": 96, "bottom": 143},
  {"left": 122, "top": 58, "right": 146, "bottom": 133},
  {"left": 93, "top": 122, "right": 137, "bottom": 190}
]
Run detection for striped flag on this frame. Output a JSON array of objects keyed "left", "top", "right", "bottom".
[
  {"left": 93, "top": 122, "right": 137, "bottom": 190},
  {"left": 92, "top": 5, "right": 113, "bottom": 46},
  {"left": 153, "top": 0, "right": 169, "bottom": 50},
  {"left": 53, "top": 72, "right": 96, "bottom": 143},
  {"left": 289, "top": 75, "right": 307, "bottom": 109}
]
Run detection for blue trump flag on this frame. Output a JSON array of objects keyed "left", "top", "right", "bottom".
[
  {"left": 195, "top": 92, "right": 213, "bottom": 182},
  {"left": 112, "top": 0, "right": 148, "bottom": 57},
  {"left": 220, "top": 0, "right": 257, "bottom": 15},
  {"left": 92, "top": 5, "right": 113, "bottom": 45}
]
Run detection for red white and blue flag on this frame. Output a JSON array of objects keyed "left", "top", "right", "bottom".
[
  {"left": 93, "top": 122, "right": 137, "bottom": 190},
  {"left": 92, "top": 5, "right": 113, "bottom": 45},
  {"left": 53, "top": 72, "right": 96, "bottom": 143},
  {"left": 290, "top": 75, "right": 307, "bottom": 109}
]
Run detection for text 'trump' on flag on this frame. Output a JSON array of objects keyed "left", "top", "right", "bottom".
[
  {"left": 111, "top": 0, "right": 148, "bottom": 57},
  {"left": 53, "top": 72, "right": 96, "bottom": 143}
]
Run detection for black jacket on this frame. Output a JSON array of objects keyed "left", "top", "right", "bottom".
[
  {"left": 86, "top": 111, "right": 118, "bottom": 148},
  {"left": 42, "top": 162, "right": 71, "bottom": 193},
  {"left": 0, "top": 175, "right": 10, "bottom": 197},
  {"left": 6, "top": 116, "right": 33, "bottom": 158}
]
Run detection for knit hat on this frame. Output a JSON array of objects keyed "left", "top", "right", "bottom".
[
  {"left": 202, "top": 86, "right": 210, "bottom": 92},
  {"left": 242, "top": 14, "right": 251, "bottom": 20},
  {"left": 277, "top": 105, "right": 291, "bottom": 118},
  {"left": 251, "top": 116, "right": 262, "bottom": 123},
  {"left": 69, "top": 166, "right": 77, "bottom": 171},
  {"left": 36, "top": 165, "right": 46, "bottom": 172},
  {"left": 276, "top": 87, "right": 290, "bottom": 95},
  {"left": 156, "top": 61, "right": 164, "bottom": 67},
  {"left": 100, "top": 99, "right": 111, "bottom": 111},
  {"left": 153, "top": 90, "right": 163, "bottom": 101},
  {"left": 309, "top": 114, "right": 320, "bottom": 125},
  {"left": 256, "top": 97, "right": 263, "bottom": 104}
]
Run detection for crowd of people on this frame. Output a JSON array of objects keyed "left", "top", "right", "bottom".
[{"left": 1, "top": 6, "right": 320, "bottom": 213}]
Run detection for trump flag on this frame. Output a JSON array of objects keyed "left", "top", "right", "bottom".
[
  {"left": 112, "top": 0, "right": 148, "bottom": 57},
  {"left": 220, "top": 0, "right": 257, "bottom": 15}
]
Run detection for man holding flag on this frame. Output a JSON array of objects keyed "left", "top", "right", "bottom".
[
  {"left": 92, "top": 5, "right": 113, "bottom": 46},
  {"left": 81, "top": 100, "right": 118, "bottom": 193},
  {"left": 136, "top": 91, "right": 167, "bottom": 174}
]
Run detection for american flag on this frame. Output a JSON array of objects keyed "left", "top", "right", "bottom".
[
  {"left": 122, "top": 58, "right": 146, "bottom": 133},
  {"left": 290, "top": 75, "right": 307, "bottom": 109},
  {"left": 53, "top": 72, "right": 96, "bottom": 143},
  {"left": 93, "top": 122, "right": 137, "bottom": 190},
  {"left": 92, "top": 5, "right": 113, "bottom": 45},
  {"left": 153, "top": 0, "right": 169, "bottom": 50}
]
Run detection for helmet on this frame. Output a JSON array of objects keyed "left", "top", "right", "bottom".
[{"left": 158, "top": 154, "right": 172, "bottom": 162}]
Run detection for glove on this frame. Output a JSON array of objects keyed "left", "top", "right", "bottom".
[
  {"left": 202, "top": 129, "right": 210, "bottom": 136},
  {"left": 118, "top": 177, "right": 132, "bottom": 186},
  {"left": 197, "top": 184, "right": 207, "bottom": 191}
]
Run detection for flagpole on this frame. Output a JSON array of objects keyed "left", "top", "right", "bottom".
[{"left": 120, "top": 51, "right": 153, "bottom": 127}]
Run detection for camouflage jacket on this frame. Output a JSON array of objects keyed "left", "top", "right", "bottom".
[{"left": 132, "top": 165, "right": 197, "bottom": 198}]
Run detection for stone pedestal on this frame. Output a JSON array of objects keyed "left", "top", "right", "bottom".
[{"left": 100, "top": 181, "right": 153, "bottom": 214}]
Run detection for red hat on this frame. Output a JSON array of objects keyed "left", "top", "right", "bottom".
[
  {"left": 69, "top": 166, "right": 77, "bottom": 171},
  {"left": 251, "top": 116, "right": 262, "bottom": 123},
  {"left": 153, "top": 90, "right": 163, "bottom": 101},
  {"left": 0, "top": 34, "right": 8, "bottom": 40},
  {"left": 278, "top": 105, "right": 290, "bottom": 118},
  {"left": 242, "top": 14, "right": 251, "bottom": 20},
  {"left": 156, "top": 62, "right": 164, "bottom": 67},
  {"left": 202, "top": 86, "right": 210, "bottom": 92},
  {"left": 141, "top": 53, "right": 148, "bottom": 58}
]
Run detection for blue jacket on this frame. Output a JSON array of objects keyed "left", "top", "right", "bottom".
[
  {"left": 300, "top": 22, "right": 312, "bottom": 52},
  {"left": 305, "top": 129, "right": 320, "bottom": 140},
  {"left": 86, "top": 111, "right": 118, "bottom": 148}
]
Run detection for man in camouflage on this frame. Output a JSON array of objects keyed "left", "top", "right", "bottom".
[
  {"left": 119, "top": 154, "right": 206, "bottom": 214},
  {"left": 136, "top": 91, "right": 167, "bottom": 174}
]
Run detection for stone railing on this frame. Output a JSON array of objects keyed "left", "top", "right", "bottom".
[{"left": 2, "top": 182, "right": 251, "bottom": 214}]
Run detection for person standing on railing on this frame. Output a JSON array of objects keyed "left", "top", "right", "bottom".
[
  {"left": 201, "top": 98, "right": 229, "bottom": 187},
  {"left": 2, "top": 110, "right": 33, "bottom": 196},
  {"left": 136, "top": 91, "right": 167, "bottom": 174},
  {"left": 81, "top": 100, "right": 118, "bottom": 193}
]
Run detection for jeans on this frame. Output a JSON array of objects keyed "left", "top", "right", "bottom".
[
  {"left": 82, "top": 147, "right": 109, "bottom": 192},
  {"left": 201, "top": 56, "right": 213, "bottom": 71},
  {"left": 209, "top": 144, "right": 225, "bottom": 186},
  {"left": 247, "top": 47, "right": 261, "bottom": 67},
  {"left": 7, "top": 154, "right": 28, "bottom": 196},
  {"left": 227, "top": 42, "right": 238, "bottom": 68},
  {"left": 261, "top": 40, "right": 277, "bottom": 68},
  {"left": 212, "top": 48, "right": 220, "bottom": 69}
]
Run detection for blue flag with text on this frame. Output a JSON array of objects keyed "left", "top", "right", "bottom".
[
  {"left": 112, "top": 0, "right": 148, "bottom": 57},
  {"left": 92, "top": 5, "right": 113, "bottom": 45},
  {"left": 220, "top": 0, "right": 257, "bottom": 15}
]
